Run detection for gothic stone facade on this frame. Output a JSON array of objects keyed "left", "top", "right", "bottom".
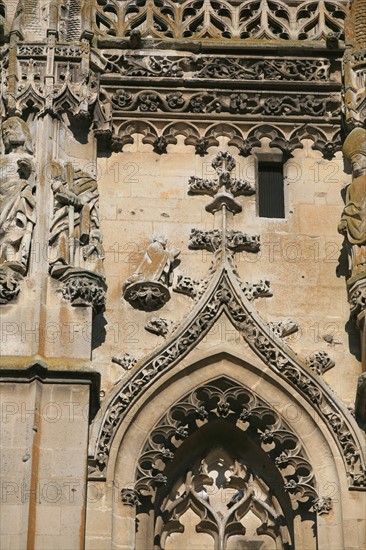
[{"left": 1, "top": 1, "right": 366, "bottom": 549}]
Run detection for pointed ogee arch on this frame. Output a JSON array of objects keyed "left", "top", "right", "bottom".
[{"left": 89, "top": 265, "right": 366, "bottom": 489}]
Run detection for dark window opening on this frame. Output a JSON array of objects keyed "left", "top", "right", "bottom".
[{"left": 258, "top": 161, "right": 285, "bottom": 219}]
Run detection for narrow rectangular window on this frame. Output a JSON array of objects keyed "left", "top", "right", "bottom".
[{"left": 258, "top": 162, "right": 285, "bottom": 218}]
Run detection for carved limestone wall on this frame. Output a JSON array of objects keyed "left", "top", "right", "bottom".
[{"left": 1, "top": 1, "right": 366, "bottom": 549}]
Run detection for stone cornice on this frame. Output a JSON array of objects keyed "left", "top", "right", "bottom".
[{"left": 0, "top": 360, "right": 100, "bottom": 420}]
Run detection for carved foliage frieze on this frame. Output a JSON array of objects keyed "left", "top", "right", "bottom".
[
  {"left": 102, "top": 53, "right": 334, "bottom": 82},
  {"left": 189, "top": 229, "right": 260, "bottom": 254},
  {"left": 99, "top": 119, "right": 343, "bottom": 160},
  {"left": 109, "top": 88, "right": 341, "bottom": 119}
]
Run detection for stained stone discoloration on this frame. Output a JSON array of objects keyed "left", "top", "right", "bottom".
[{"left": 1, "top": 1, "right": 366, "bottom": 549}]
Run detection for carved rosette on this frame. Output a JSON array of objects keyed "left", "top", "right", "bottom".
[{"left": 59, "top": 269, "right": 107, "bottom": 311}]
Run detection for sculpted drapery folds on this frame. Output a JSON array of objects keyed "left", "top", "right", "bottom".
[
  {"left": 123, "top": 234, "right": 180, "bottom": 311},
  {"left": 49, "top": 162, "right": 107, "bottom": 309},
  {"left": 338, "top": 128, "right": 366, "bottom": 282},
  {"left": 0, "top": 117, "right": 36, "bottom": 303},
  {"left": 49, "top": 163, "right": 101, "bottom": 274}
]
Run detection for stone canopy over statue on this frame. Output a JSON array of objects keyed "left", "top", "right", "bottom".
[
  {"left": 123, "top": 235, "right": 180, "bottom": 311},
  {"left": 49, "top": 162, "right": 106, "bottom": 309},
  {"left": 338, "top": 127, "right": 366, "bottom": 283},
  {"left": 0, "top": 116, "right": 36, "bottom": 303}
]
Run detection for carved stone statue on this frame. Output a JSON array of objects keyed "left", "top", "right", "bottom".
[
  {"left": 82, "top": 229, "right": 105, "bottom": 277},
  {"left": 339, "top": 128, "right": 366, "bottom": 245},
  {"left": 49, "top": 162, "right": 106, "bottom": 309},
  {"left": 338, "top": 128, "right": 366, "bottom": 283},
  {"left": 0, "top": 116, "right": 36, "bottom": 303},
  {"left": 123, "top": 234, "right": 180, "bottom": 311}
]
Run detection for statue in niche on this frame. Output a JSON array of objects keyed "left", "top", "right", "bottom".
[
  {"left": 338, "top": 127, "right": 366, "bottom": 282},
  {"left": 0, "top": 117, "right": 36, "bottom": 303},
  {"left": 123, "top": 234, "right": 180, "bottom": 311},
  {"left": 49, "top": 162, "right": 106, "bottom": 309}
]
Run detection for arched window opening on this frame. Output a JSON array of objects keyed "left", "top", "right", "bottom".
[
  {"left": 155, "top": 428, "right": 294, "bottom": 550},
  {"left": 132, "top": 378, "right": 320, "bottom": 550}
]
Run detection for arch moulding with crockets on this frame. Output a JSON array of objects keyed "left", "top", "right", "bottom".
[
  {"left": 95, "top": 351, "right": 350, "bottom": 550},
  {"left": 88, "top": 266, "right": 366, "bottom": 489}
]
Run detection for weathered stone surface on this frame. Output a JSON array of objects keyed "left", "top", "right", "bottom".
[{"left": 1, "top": 1, "right": 366, "bottom": 549}]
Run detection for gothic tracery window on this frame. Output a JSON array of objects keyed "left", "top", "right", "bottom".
[{"left": 158, "top": 448, "right": 292, "bottom": 550}]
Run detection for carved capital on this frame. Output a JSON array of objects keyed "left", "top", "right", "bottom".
[{"left": 59, "top": 269, "right": 107, "bottom": 311}]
